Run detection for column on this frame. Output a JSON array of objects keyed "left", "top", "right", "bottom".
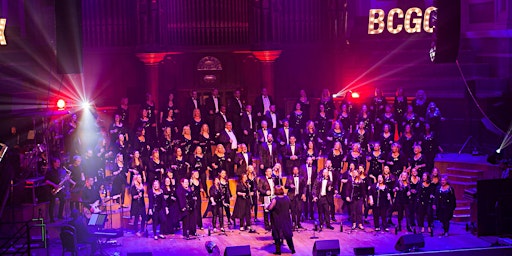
[
  {"left": 252, "top": 50, "right": 282, "bottom": 97},
  {"left": 135, "top": 52, "right": 170, "bottom": 110}
]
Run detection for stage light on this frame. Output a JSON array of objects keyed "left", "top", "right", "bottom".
[
  {"left": 496, "top": 149, "right": 501, "bottom": 154},
  {"left": 0, "top": 18, "right": 6, "bottom": 45},
  {"left": 351, "top": 92, "right": 360, "bottom": 99},
  {"left": 57, "top": 99, "right": 66, "bottom": 110},
  {"left": 81, "top": 101, "right": 91, "bottom": 109}
]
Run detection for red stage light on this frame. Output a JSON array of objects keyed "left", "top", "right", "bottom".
[
  {"left": 351, "top": 92, "right": 360, "bottom": 99},
  {"left": 57, "top": 99, "right": 66, "bottom": 109}
]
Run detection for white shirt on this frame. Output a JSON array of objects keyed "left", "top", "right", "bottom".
[
  {"left": 221, "top": 113, "right": 227, "bottom": 122},
  {"left": 284, "top": 128, "right": 290, "bottom": 144},
  {"left": 291, "top": 144, "right": 295, "bottom": 156},
  {"left": 294, "top": 176, "right": 300, "bottom": 195},
  {"left": 226, "top": 129, "right": 238, "bottom": 150},
  {"left": 192, "top": 98, "right": 198, "bottom": 109},
  {"left": 243, "top": 152, "right": 249, "bottom": 165},
  {"left": 213, "top": 97, "right": 219, "bottom": 113},
  {"left": 236, "top": 98, "right": 242, "bottom": 112},
  {"left": 263, "top": 129, "right": 268, "bottom": 142},
  {"left": 262, "top": 96, "right": 270, "bottom": 113},
  {"left": 307, "top": 166, "right": 312, "bottom": 185},
  {"left": 247, "top": 113, "right": 253, "bottom": 129},
  {"left": 268, "top": 177, "right": 275, "bottom": 195},
  {"left": 270, "top": 112, "right": 277, "bottom": 128},
  {"left": 321, "top": 179, "right": 328, "bottom": 196},
  {"left": 268, "top": 143, "right": 273, "bottom": 156}
]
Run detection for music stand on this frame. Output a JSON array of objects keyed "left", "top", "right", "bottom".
[{"left": 88, "top": 213, "right": 107, "bottom": 229}]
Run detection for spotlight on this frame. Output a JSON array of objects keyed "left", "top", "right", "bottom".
[
  {"left": 351, "top": 92, "right": 360, "bottom": 99},
  {"left": 496, "top": 149, "right": 501, "bottom": 154},
  {"left": 81, "top": 101, "right": 91, "bottom": 109},
  {"left": 57, "top": 99, "right": 66, "bottom": 110}
]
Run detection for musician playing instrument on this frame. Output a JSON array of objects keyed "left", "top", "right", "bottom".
[
  {"left": 45, "top": 158, "right": 75, "bottom": 223},
  {"left": 81, "top": 177, "right": 102, "bottom": 218}
]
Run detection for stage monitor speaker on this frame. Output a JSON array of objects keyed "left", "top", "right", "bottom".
[
  {"left": 431, "top": 0, "right": 461, "bottom": 63},
  {"left": 224, "top": 245, "right": 251, "bottom": 256},
  {"left": 127, "top": 253, "right": 152, "bottom": 256},
  {"left": 313, "top": 239, "right": 340, "bottom": 256},
  {"left": 354, "top": 246, "right": 375, "bottom": 255},
  {"left": 395, "top": 234, "right": 425, "bottom": 252},
  {"left": 55, "top": 0, "right": 83, "bottom": 74}
]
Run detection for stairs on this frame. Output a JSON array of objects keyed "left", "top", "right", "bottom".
[{"left": 444, "top": 167, "right": 483, "bottom": 222}]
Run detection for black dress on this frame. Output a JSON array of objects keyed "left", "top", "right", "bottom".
[
  {"left": 148, "top": 189, "right": 166, "bottom": 236},
  {"left": 232, "top": 183, "right": 252, "bottom": 228},
  {"left": 111, "top": 163, "right": 127, "bottom": 197},
  {"left": 387, "top": 152, "right": 407, "bottom": 177},
  {"left": 270, "top": 196, "right": 293, "bottom": 241},
  {"left": 130, "top": 185, "right": 146, "bottom": 233},
  {"left": 368, "top": 152, "right": 384, "bottom": 184},
  {"left": 178, "top": 135, "right": 194, "bottom": 159},
  {"left": 177, "top": 185, "right": 196, "bottom": 237},
  {"left": 211, "top": 154, "right": 228, "bottom": 179},
  {"left": 434, "top": 185, "right": 456, "bottom": 233},
  {"left": 147, "top": 159, "right": 165, "bottom": 185},
  {"left": 190, "top": 154, "right": 209, "bottom": 195},
  {"left": 162, "top": 183, "right": 179, "bottom": 234},
  {"left": 190, "top": 180, "right": 203, "bottom": 229},
  {"left": 170, "top": 156, "right": 188, "bottom": 184}
]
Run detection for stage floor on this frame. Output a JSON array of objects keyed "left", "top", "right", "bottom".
[{"left": 35, "top": 213, "right": 495, "bottom": 256}]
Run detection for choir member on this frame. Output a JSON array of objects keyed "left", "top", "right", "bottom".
[
  {"left": 232, "top": 174, "right": 254, "bottom": 231},
  {"left": 425, "top": 102, "right": 444, "bottom": 133},
  {"left": 161, "top": 109, "right": 179, "bottom": 136},
  {"left": 162, "top": 175, "right": 179, "bottom": 235},
  {"left": 160, "top": 92, "right": 180, "bottom": 127},
  {"left": 190, "top": 146, "right": 209, "bottom": 195},
  {"left": 417, "top": 172, "right": 434, "bottom": 233},
  {"left": 394, "top": 88, "right": 407, "bottom": 134},
  {"left": 254, "top": 88, "right": 273, "bottom": 124},
  {"left": 147, "top": 149, "right": 165, "bottom": 186},
  {"left": 302, "top": 140, "right": 319, "bottom": 168},
  {"left": 432, "top": 175, "right": 456, "bottom": 236},
  {"left": 289, "top": 102, "right": 306, "bottom": 138},
  {"left": 211, "top": 144, "right": 229, "bottom": 180},
  {"left": 408, "top": 167, "right": 421, "bottom": 232},
  {"left": 420, "top": 123, "right": 442, "bottom": 173},
  {"left": 170, "top": 147, "right": 189, "bottom": 186},
  {"left": 408, "top": 145, "right": 427, "bottom": 177},
  {"left": 134, "top": 109, "right": 152, "bottom": 146},
  {"left": 258, "top": 168, "right": 278, "bottom": 230},
  {"left": 235, "top": 143, "right": 253, "bottom": 177},
  {"left": 412, "top": 90, "right": 428, "bottom": 120},
  {"left": 246, "top": 165, "right": 259, "bottom": 222},
  {"left": 206, "top": 88, "right": 221, "bottom": 131},
  {"left": 112, "top": 153, "right": 128, "bottom": 205},
  {"left": 133, "top": 127, "right": 151, "bottom": 159},
  {"left": 209, "top": 178, "right": 225, "bottom": 232},
  {"left": 159, "top": 126, "right": 174, "bottom": 164},
  {"left": 296, "top": 89, "right": 311, "bottom": 121},
  {"left": 338, "top": 104, "right": 353, "bottom": 133},
  {"left": 219, "top": 170, "right": 233, "bottom": 225},
  {"left": 393, "top": 172, "right": 410, "bottom": 232},
  {"left": 357, "top": 104, "right": 372, "bottom": 133},
  {"left": 312, "top": 169, "right": 335, "bottom": 230},
  {"left": 371, "top": 88, "right": 387, "bottom": 122},
  {"left": 283, "top": 135, "right": 302, "bottom": 175},
  {"left": 184, "top": 90, "right": 201, "bottom": 120},
  {"left": 266, "top": 185, "right": 296, "bottom": 255},
  {"left": 241, "top": 105, "right": 256, "bottom": 151},
  {"left": 148, "top": 180, "right": 167, "bottom": 240},
  {"left": 301, "top": 157, "right": 317, "bottom": 220},
  {"left": 189, "top": 109, "right": 205, "bottom": 141},
  {"left": 303, "top": 120, "right": 322, "bottom": 151},
  {"left": 276, "top": 119, "right": 292, "bottom": 149},
  {"left": 399, "top": 124, "right": 416, "bottom": 162},
  {"left": 382, "top": 165, "right": 396, "bottom": 225},
  {"left": 352, "top": 121, "right": 370, "bottom": 153},
  {"left": 327, "top": 142, "right": 344, "bottom": 190},
  {"left": 109, "top": 113, "right": 129, "bottom": 146},
  {"left": 379, "top": 124, "right": 394, "bottom": 156},
  {"left": 130, "top": 174, "right": 146, "bottom": 237},
  {"left": 190, "top": 170, "right": 203, "bottom": 230},
  {"left": 116, "top": 97, "right": 129, "bottom": 125},
  {"left": 258, "top": 134, "right": 279, "bottom": 175},
  {"left": 177, "top": 178, "right": 197, "bottom": 238},
  {"left": 387, "top": 143, "right": 408, "bottom": 177},
  {"left": 256, "top": 120, "right": 273, "bottom": 145},
  {"left": 264, "top": 104, "right": 281, "bottom": 131},
  {"left": 345, "top": 166, "right": 366, "bottom": 230},
  {"left": 129, "top": 151, "right": 146, "bottom": 184},
  {"left": 320, "top": 89, "right": 335, "bottom": 120},
  {"left": 214, "top": 105, "right": 229, "bottom": 137},
  {"left": 367, "top": 142, "right": 385, "bottom": 185},
  {"left": 218, "top": 122, "right": 238, "bottom": 176},
  {"left": 403, "top": 104, "right": 421, "bottom": 135},
  {"left": 197, "top": 123, "right": 214, "bottom": 156},
  {"left": 227, "top": 89, "right": 244, "bottom": 135},
  {"left": 178, "top": 125, "right": 194, "bottom": 158},
  {"left": 314, "top": 104, "right": 330, "bottom": 147},
  {"left": 285, "top": 166, "right": 306, "bottom": 229},
  {"left": 345, "top": 143, "right": 366, "bottom": 171},
  {"left": 369, "top": 174, "right": 392, "bottom": 231},
  {"left": 326, "top": 121, "right": 347, "bottom": 151},
  {"left": 430, "top": 167, "right": 440, "bottom": 187}
]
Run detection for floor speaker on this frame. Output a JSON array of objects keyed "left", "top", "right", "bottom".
[
  {"left": 55, "top": 0, "right": 83, "bottom": 74},
  {"left": 395, "top": 234, "right": 425, "bottom": 252},
  {"left": 224, "top": 245, "right": 251, "bottom": 256},
  {"left": 313, "top": 239, "right": 340, "bottom": 256},
  {"left": 354, "top": 246, "right": 375, "bottom": 255}
]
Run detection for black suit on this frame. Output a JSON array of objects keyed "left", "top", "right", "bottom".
[
  {"left": 240, "top": 112, "right": 255, "bottom": 151},
  {"left": 214, "top": 112, "right": 229, "bottom": 136},
  {"left": 312, "top": 177, "right": 334, "bottom": 227},
  {"left": 285, "top": 174, "right": 306, "bottom": 227},
  {"left": 234, "top": 151, "right": 253, "bottom": 177},
  {"left": 218, "top": 130, "right": 237, "bottom": 176},
  {"left": 276, "top": 127, "right": 293, "bottom": 147},
  {"left": 205, "top": 96, "right": 220, "bottom": 115},
  {"left": 300, "top": 164, "right": 318, "bottom": 219},
  {"left": 258, "top": 142, "right": 278, "bottom": 173},
  {"left": 254, "top": 95, "right": 273, "bottom": 119},
  {"left": 227, "top": 97, "right": 244, "bottom": 136},
  {"left": 184, "top": 97, "right": 201, "bottom": 120},
  {"left": 258, "top": 175, "right": 280, "bottom": 229},
  {"left": 283, "top": 144, "right": 303, "bottom": 175},
  {"left": 264, "top": 111, "right": 281, "bottom": 130}
]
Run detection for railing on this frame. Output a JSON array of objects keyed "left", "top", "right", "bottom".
[{"left": 0, "top": 218, "right": 48, "bottom": 255}]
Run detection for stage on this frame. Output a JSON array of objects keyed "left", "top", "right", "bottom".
[{"left": 25, "top": 212, "right": 509, "bottom": 256}]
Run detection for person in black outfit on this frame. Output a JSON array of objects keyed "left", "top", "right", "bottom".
[
  {"left": 258, "top": 168, "right": 278, "bottom": 230},
  {"left": 232, "top": 174, "right": 254, "bottom": 231},
  {"left": 300, "top": 157, "right": 317, "bottom": 221},
  {"left": 147, "top": 149, "right": 165, "bottom": 186},
  {"left": 219, "top": 170, "right": 233, "bottom": 225},
  {"left": 417, "top": 172, "right": 434, "bottom": 233},
  {"left": 386, "top": 143, "right": 408, "bottom": 177},
  {"left": 345, "top": 166, "right": 367, "bottom": 230},
  {"left": 190, "top": 170, "right": 203, "bottom": 230},
  {"left": 130, "top": 174, "right": 146, "bottom": 236},
  {"left": 209, "top": 178, "right": 225, "bottom": 232},
  {"left": 433, "top": 175, "right": 456, "bottom": 236},
  {"left": 285, "top": 166, "right": 306, "bottom": 230},
  {"left": 408, "top": 168, "right": 421, "bottom": 232},
  {"left": 266, "top": 185, "right": 296, "bottom": 255},
  {"left": 369, "top": 174, "right": 392, "bottom": 231},
  {"left": 148, "top": 180, "right": 167, "bottom": 240},
  {"left": 313, "top": 169, "right": 335, "bottom": 230},
  {"left": 177, "top": 178, "right": 196, "bottom": 238},
  {"left": 45, "top": 158, "right": 73, "bottom": 222},
  {"left": 162, "top": 175, "right": 179, "bottom": 234},
  {"left": 393, "top": 172, "right": 410, "bottom": 232},
  {"left": 81, "top": 177, "right": 101, "bottom": 214}
]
